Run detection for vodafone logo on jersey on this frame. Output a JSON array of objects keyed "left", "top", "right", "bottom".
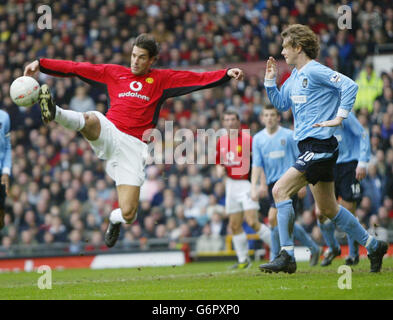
[
  {"left": 130, "top": 81, "right": 142, "bottom": 92},
  {"left": 118, "top": 81, "right": 150, "bottom": 101}
]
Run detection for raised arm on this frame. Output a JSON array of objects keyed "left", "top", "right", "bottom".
[
  {"left": 162, "top": 68, "right": 242, "bottom": 98},
  {"left": 264, "top": 57, "right": 292, "bottom": 112},
  {"left": 24, "top": 59, "right": 108, "bottom": 84}
]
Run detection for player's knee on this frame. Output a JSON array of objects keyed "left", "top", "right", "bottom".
[
  {"left": 272, "top": 184, "right": 287, "bottom": 202},
  {"left": 229, "top": 220, "right": 242, "bottom": 234},
  {"left": 81, "top": 113, "right": 100, "bottom": 141},
  {"left": 120, "top": 205, "right": 138, "bottom": 223},
  {"left": 316, "top": 205, "right": 337, "bottom": 219},
  {"left": 245, "top": 217, "right": 258, "bottom": 230}
]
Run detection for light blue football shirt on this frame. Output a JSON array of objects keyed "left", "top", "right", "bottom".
[
  {"left": 252, "top": 126, "right": 298, "bottom": 185},
  {"left": 335, "top": 112, "right": 371, "bottom": 166},
  {"left": 265, "top": 60, "right": 359, "bottom": 141},
  {"left": 0, "top": 110, "right": 11, "bottom": 175}
]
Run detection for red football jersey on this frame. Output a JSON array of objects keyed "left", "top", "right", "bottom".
[
  {"left": 216, "top": 130, "right": 252, "bottom": 180},
  {"left": 39, "top": 59, "right": 230, "bottom": 141}
]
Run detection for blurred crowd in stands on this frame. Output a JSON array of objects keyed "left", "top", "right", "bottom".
[{"left": 0, "top": 0, "right": 392, "bottom": 256}]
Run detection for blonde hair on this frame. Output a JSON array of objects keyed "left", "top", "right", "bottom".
[{"left": 281, "top": 24, "right": 320, "bottom": 59}]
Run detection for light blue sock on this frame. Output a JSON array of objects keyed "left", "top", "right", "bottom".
[
  {"left": 270, "top": 226, "right": 280, "bottom": 262},
  {"left": 276, "top": 199, "right": 295, "bottom": 259},
  {"left": 294, "top": 223, "right": 319, "bottom": 253},
  {"left": 332, "top": 205, "right": 378, "bottom": 253},
  {"left": 347, "top": 234, "right": 359, "bottom": 258},
  {"left": 317, "top": 219, "right": 340, "bottom": 251}
]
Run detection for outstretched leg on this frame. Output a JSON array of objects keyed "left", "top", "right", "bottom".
[
  {"left": 310, "top": 182, "right": 388, "bottom": 272},
  {"left": 39, "top": 84, "right": 100, "bottom": 139}
]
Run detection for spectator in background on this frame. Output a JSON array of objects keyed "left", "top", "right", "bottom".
[
  {"left": 354, "top": 63, "right": 384, "bottom": 113},
  {"left": 378, "top": 206, "right": 393, "bottom": 231},
  {"left": 85, "top": 230, "right": 107, "bottom": 252},
  {"left": 68, "top": 229, "right": 84, "bottom": 254},
  {"left": 49, "top": 215, "right": 68, "bottom": 242},
  {"left": 0, "top": 236, "right": 14, "bottom": 256},
  {"left": 143, "top": 215, "right": 156, "bottom": 239},
  {"left": 69, "top": 86, "right": 96, "bottom": 113},
  {"left": 196, "top": 223, "right": 224, "bottom": 253}
]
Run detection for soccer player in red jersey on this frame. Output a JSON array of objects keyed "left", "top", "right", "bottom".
[
  {"left": 216, "top": 109, "right": 270, "bottom": 269},
  {"left": 24, "top": 34, "right": 244, "bottom": 248}
]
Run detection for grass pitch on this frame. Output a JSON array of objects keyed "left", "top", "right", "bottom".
[{"left": 0, "top": 258, "right": 392, "bottom": 300}]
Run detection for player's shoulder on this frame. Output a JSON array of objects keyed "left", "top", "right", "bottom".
[
  {"left": 306, "top": 60, "right": 335, "bottom": 78},
  {"left": 279, "top": 127, "right": 295, "bottom": 140},
  {"left": 280, "top": 126, "right": 294, "bottom": 135},
  {"left": 253, "top": 128, "right": 267, "bottom": 141},
  {"left": 102, "top": 64, "right": 130, "bottom": 76},
  {"left": 150, "top": 68, "right": 172, "bottom": 76},
  {"left": 104, "top": 64, "right": 128, "bottom": 71}
]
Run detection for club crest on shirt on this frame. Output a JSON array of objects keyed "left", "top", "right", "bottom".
[
  {"left": 145, "top": 77, "right": 154, "bottom": 84},
  {"left": 281, "top": 139, "right": 286, "bottom": 146},
  {"left": 302, "top": 77, "right": 308, "bottom": 88}
]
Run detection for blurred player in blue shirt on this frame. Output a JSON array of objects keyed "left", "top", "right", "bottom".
[
  {"left": 259, "top": 24, "right": 387, "bottom": 274},
  {"left": 0, "top": 110, "right": 11, "bottom": 230},
  {"left": 316, "top": 112, "right": 371, "bottom": 266},
  {"left": 251, "top": 105, "right": 321, "bottom": 265}
]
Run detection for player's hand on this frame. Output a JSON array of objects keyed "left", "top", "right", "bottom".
[
  {"left": 259, "top": 184, "right": 268, "bottom": 199},
  {"left": 1, "top": 174, "right": 9, "bottom": 196},
  {"left": 356, "top": 166, "right": 367, "bottom": 181},
  {"left": 24, "top": 60, "right": 40, "bottom": 77},
  {"left": 251, "top": 186, "right": 259, "bottom": 202},
  {"left": 312, "top": 116, "right": 344, "bottom": 128},
  {"left": 227, "top": 68, "right": 244, "bottom": 81},
  {"left": 265, "top": 56, "right": 277, "bottom": 80}
]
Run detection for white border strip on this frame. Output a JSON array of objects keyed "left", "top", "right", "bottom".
[{"left": 91, "top": 251, "right": 186, "bottom": 269}]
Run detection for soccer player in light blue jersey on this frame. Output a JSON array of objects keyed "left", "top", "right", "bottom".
[
  {"left": 251, "top": 105, "right": 321, "bottom": 265},
  {"left": 0, "top": 109, "right": 11, "bottom": 230},
  {"left": 316, "top": 112, "right": 371, "bottom": 266},
  {"left": 258, "top": 24, "right": 387, "bottom": 274}
]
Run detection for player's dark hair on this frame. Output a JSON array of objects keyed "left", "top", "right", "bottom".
[
  {"left": 281, "top": 24, "right": 320, "bottom": 59},
  {"left": 223, "top": 108, "right": 240, "bottom": 120},
  {"left": 133, "top": 33, "right": 160, "bottom": 58}
]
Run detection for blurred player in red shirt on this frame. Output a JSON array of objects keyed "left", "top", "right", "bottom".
[
  {"left": 24, "top": 34, "right": 244, "bottom": 248},
  {"left": 216, "top": 108, "right": 270, "bottom": 269}
]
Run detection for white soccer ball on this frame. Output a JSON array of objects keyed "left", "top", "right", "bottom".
[{"left": 10, "top": 76, "right": 40, "bottom": 107}]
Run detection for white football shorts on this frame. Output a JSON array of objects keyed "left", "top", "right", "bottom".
[
  {"left": 86, "top": 111, "right": 148, "bottom": 187},
  {"left": 225, "top": 177, "right": 260, "bottom": 214}
]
